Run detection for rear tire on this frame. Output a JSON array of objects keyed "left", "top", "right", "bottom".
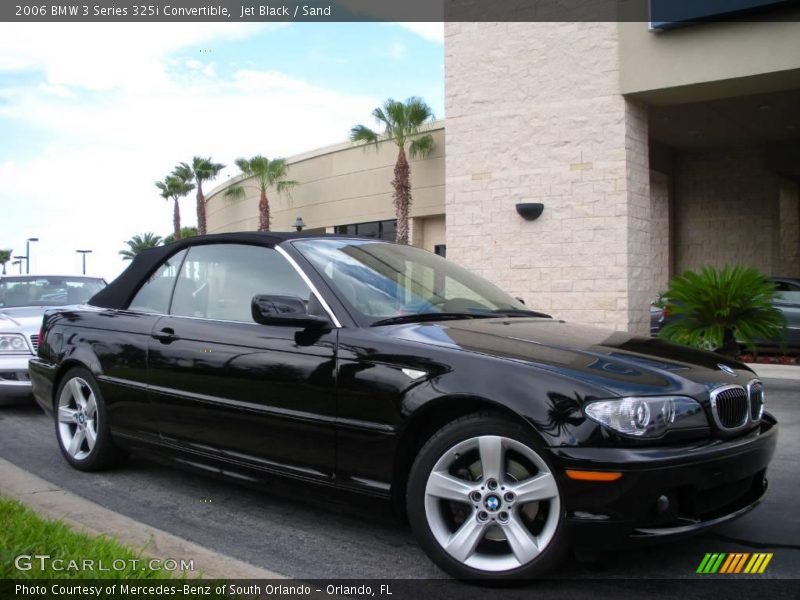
[
  {"left": 54, "top": 367, "right": 125, "bottom": 471},
  {"left": 407, "top": 412, "right": 567, "bottom": 581}
]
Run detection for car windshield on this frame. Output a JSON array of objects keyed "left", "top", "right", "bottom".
[
  {"left": 0, "top": 277, "right": 105, "bottom": 308},
  {"left": 293, "top": 239, "right": 529, "bottom": 325}
]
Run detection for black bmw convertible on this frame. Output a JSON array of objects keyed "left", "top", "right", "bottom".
[{"left": 29, "top": 233, "right": 777, "bottom": 580}]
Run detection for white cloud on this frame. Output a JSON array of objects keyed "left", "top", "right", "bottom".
[
  {"left": 398, "top": 22, "right": 444, "bottom": 44},
  {"left": 0, "top": 24, "right": 377, "bottom": 281}
]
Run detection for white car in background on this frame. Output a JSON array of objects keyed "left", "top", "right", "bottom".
[{"left": 0, "top": 275, "right": 106, "bottom": 401}]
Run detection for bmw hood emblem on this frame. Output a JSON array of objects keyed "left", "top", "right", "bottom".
[{"left": 717, "top": 363, "right": 737, "bottom": 376}]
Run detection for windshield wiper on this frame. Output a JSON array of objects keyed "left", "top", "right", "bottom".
[
  {"left": 487, "top": 309, "right": 552, "bottom": 318},
  {"left": 370, "top": 312, "right": 494, "bottom": 327}
]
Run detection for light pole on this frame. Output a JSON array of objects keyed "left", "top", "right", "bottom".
[
  {"left": 13, "top": 256, "right": 25, "bottom": 275},
  {"left": 76, "top": 250, "right": 92, "bottom": 275},
  {"left": 25, "top": 237, "right": 39, "bottom": 274}
]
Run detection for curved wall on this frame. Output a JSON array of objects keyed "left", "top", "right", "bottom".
[{"left": 205, "top": 122, "right": 445, "bottom": 244}]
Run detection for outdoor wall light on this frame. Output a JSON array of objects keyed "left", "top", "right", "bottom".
[
  {"left": 293, "top": 217, "right": 306, "bottom": 232},
  {"left": 516, "top": 203, "right": 544, "bottom": 221}
]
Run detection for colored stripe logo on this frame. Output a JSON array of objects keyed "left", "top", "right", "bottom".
[{"left": 697, "top": 553, "right": 773, "bottom": 574}]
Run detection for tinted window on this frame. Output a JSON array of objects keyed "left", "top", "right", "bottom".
[
  {"left": 128, "top": 249, "right": 187, "bottom": 314},
  {"left": 170, "top": 244, "right": 311, "bottom": 323}
]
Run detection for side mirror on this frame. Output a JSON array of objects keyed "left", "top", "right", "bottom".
[{"left": 251, "top": 295, "right": 331, "bottom": 328}]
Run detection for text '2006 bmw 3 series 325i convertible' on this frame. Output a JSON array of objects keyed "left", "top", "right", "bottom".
[{"left": 29, "top": 232, "right": 777, "bottom": 580}]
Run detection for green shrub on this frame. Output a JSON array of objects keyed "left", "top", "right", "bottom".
[{"left": 658, "top": 265, "right": 785, "bottom": 357}]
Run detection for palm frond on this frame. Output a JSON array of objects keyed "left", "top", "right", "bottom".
[
  {"left": 409, "top": 134, "right": 435, "bottom": 159},
  {"left": 224, "top": 185, "right": 246, "bottom": 200},
  {"left": 658, "top": 265, "right": 785, "bottom": 355},
  {"left": 234, "top": 158, "right": 252, "bottom": 174},
  {"left": 120, "top": 232, "right": 162, "bottom": 260},
  {"left": 350, "top": 125, "right": 379, "bottom": 145},
  {"left": 405, "top": 96, "right": 434, "bottom": 129},
  {"left": 276, "top": 180, "right": 299, "bottom": 194},
  {"left": 172, "top": 163, "right": 194, "bottom": 183}
]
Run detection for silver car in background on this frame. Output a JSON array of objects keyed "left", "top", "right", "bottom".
[{"left": 0, "top": 275, "right": 106, "bottom": 401}]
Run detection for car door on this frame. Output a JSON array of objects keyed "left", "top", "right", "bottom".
[
  {"left": 146, "top": 243, "right": 338, "bottom": 480},
  {"left": 95, "top": 249, "right": 188, "bottom": 444},
  {"left": 774, "top": 290, "right": 800, "bottom": 348}
]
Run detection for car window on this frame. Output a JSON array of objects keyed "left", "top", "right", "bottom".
[
  {"left": 170, "top": 244, "right": 311, "bottom": 323},
  {"left": 0, "top": 277, "right": 105, "bottom": 308},
  {"left": 294, "top": 239, "right": 525, "bottom": 323},
  {"left": 776, "top": 291, "right": 800, "bottom": 305},
  {"left": 773, "top": 280, "right": 800, "bottom": 292},
  {"left": 128, "top": 249, "right": 188, "bottom": 314}
]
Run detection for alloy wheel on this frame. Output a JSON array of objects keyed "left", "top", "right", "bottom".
[
  {"left": 57, "top": 377, "right": 99, "bottom": 461},
  {"left": 423, "top": 435, "right": 560, "bottom": 572}
]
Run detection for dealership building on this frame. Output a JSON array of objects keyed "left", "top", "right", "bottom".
[{"left": 206, "top": 14, "right": 800, "bottom": 335}]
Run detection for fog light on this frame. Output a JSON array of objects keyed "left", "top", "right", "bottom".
[{"left": 656, "top": 494, "right": 670, "bottom": 515}]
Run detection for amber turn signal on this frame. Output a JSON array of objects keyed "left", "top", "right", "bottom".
[{"left": 565, "top": 470, "right": 622, "bottom": 482}]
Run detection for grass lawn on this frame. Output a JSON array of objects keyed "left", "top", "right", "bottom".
[{"left": 0, "top": 496, "right": 170, "bottom": 579}]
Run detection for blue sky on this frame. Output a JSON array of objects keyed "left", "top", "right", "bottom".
[{"left": 0, "top": 22, "right": 444, "bottom": 279}]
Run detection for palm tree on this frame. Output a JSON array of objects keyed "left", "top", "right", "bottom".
[
  {"left": 659, "top": 265, "right": 786, "bottom": 357},
  {"left": 119, "top": 233, "right": 163, "bottom": 261},
  {"left": 164, "top": 226, "right": 199, "bottom": 245},
  {"left": 350, "top": 97, "right": 435, "bottom": 244},
  {"left": 181, "top": 156, "right": 225, "bottom": 235},
  {"left": 156, "top": 169, "right": 195, "bottom": 242},
  {"left": 224, "top": 155, "right": 298, "bottom": 232},
  {"left": 0, "top": 249, "right": 11, "bottom": 275}
]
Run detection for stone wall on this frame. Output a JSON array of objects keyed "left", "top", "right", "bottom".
[
  {"left": 674, "top": 146, "right": 782, "bottom": 275},
  {"left": 779, "top": 179, "right": 800, "bottom": 277},
  {"left": 650, "top": 170, "right": 671, "bottom": 295},
  {"left": 444, "top": 22, "right": 653, "bottom": 334}
]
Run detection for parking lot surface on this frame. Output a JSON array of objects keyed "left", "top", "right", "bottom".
[{"left": 1, "top": 381, "right": 797, "bottom": 596}]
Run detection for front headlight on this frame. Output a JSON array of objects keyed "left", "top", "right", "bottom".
[
  {"left": 584, "top": 396, "right": 708, "bottom": 438},
  {"left": 0, "top": 333, "right": 31, "bottom": 354}
]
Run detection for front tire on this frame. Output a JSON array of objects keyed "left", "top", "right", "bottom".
[
  {"left": 407, "top": 412, "right": 567, "bottom": 580},
  {"left": 54, "top": 367, "right": 124, "bottom": 471}
]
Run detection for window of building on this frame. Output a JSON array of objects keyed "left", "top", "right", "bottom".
[{"left": 335, "top": 220, "right": 397, "bottom": 241}]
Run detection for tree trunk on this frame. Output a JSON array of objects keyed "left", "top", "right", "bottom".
[
  {"left": 173, "top": 198, "right": 181, "bottom": 241},
  {"left": 196, "top": 181, "right": 206, "bottom": 236},
  {"left": 721, "top": 328, "right": 740, "bottom": 358},
  {"left": 392, "top": 147, "right": 411, "bottom": 244},
  {"left": 258, "top": 188, "right": 271, "bottom": 232}
]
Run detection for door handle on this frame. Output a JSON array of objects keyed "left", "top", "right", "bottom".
[{"left": 152, "top": 327, "right": 178, "bottom": 343}]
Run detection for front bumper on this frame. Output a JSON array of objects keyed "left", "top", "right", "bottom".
[
  {"left": 0, "top": 354, "right": 34, "bottom": 399},
  {"left": 549, "top": 414, "right": 778, "bottom": 548}
]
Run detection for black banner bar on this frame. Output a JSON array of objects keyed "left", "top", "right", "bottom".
[
  {"left": 2, "top": 0, "right": 800, "bottom": 23},
  {"left": 2, "top": 579, "right": 800, "bottom": 600}
]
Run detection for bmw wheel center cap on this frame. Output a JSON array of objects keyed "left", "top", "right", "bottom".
[{"left": 485, "top": 495, "right": 501, "bottom": 511}]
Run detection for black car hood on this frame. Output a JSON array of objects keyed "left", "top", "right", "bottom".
[{"left": 384, "top": 317, "right": 753, "bottom": 397}]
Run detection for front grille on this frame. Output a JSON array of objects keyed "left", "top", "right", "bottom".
[
  {"left": 29, "top": 335, "right": 39, "bottom": 353},
  {"left": 711, "top": 385, "right": 748, "bottom": 430},
  {"left": 748, "top": 381, "right": 764, "bottom": 421}
]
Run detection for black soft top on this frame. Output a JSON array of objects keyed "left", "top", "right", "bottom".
[{"left": 89, "top": 231, "right": 352, "bottom": 310}]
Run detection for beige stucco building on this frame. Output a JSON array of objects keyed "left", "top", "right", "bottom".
[
  {"left": 205, "top": 123, "right": 447, "bottom": 254},
  {"left": 207, "top": 16, "right": 800, "bottom": 335}
]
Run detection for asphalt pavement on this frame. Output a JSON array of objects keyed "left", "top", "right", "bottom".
[{"left": 0, "top": 380, "right": 797, "bottom": 596}]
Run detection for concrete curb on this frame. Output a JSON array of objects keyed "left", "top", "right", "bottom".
[
  {"left": 0, "top": 457, "right": 285, "bottom": 580},
  {"left": 748, "top": 363, "right": 800, "bottom": 381}
]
